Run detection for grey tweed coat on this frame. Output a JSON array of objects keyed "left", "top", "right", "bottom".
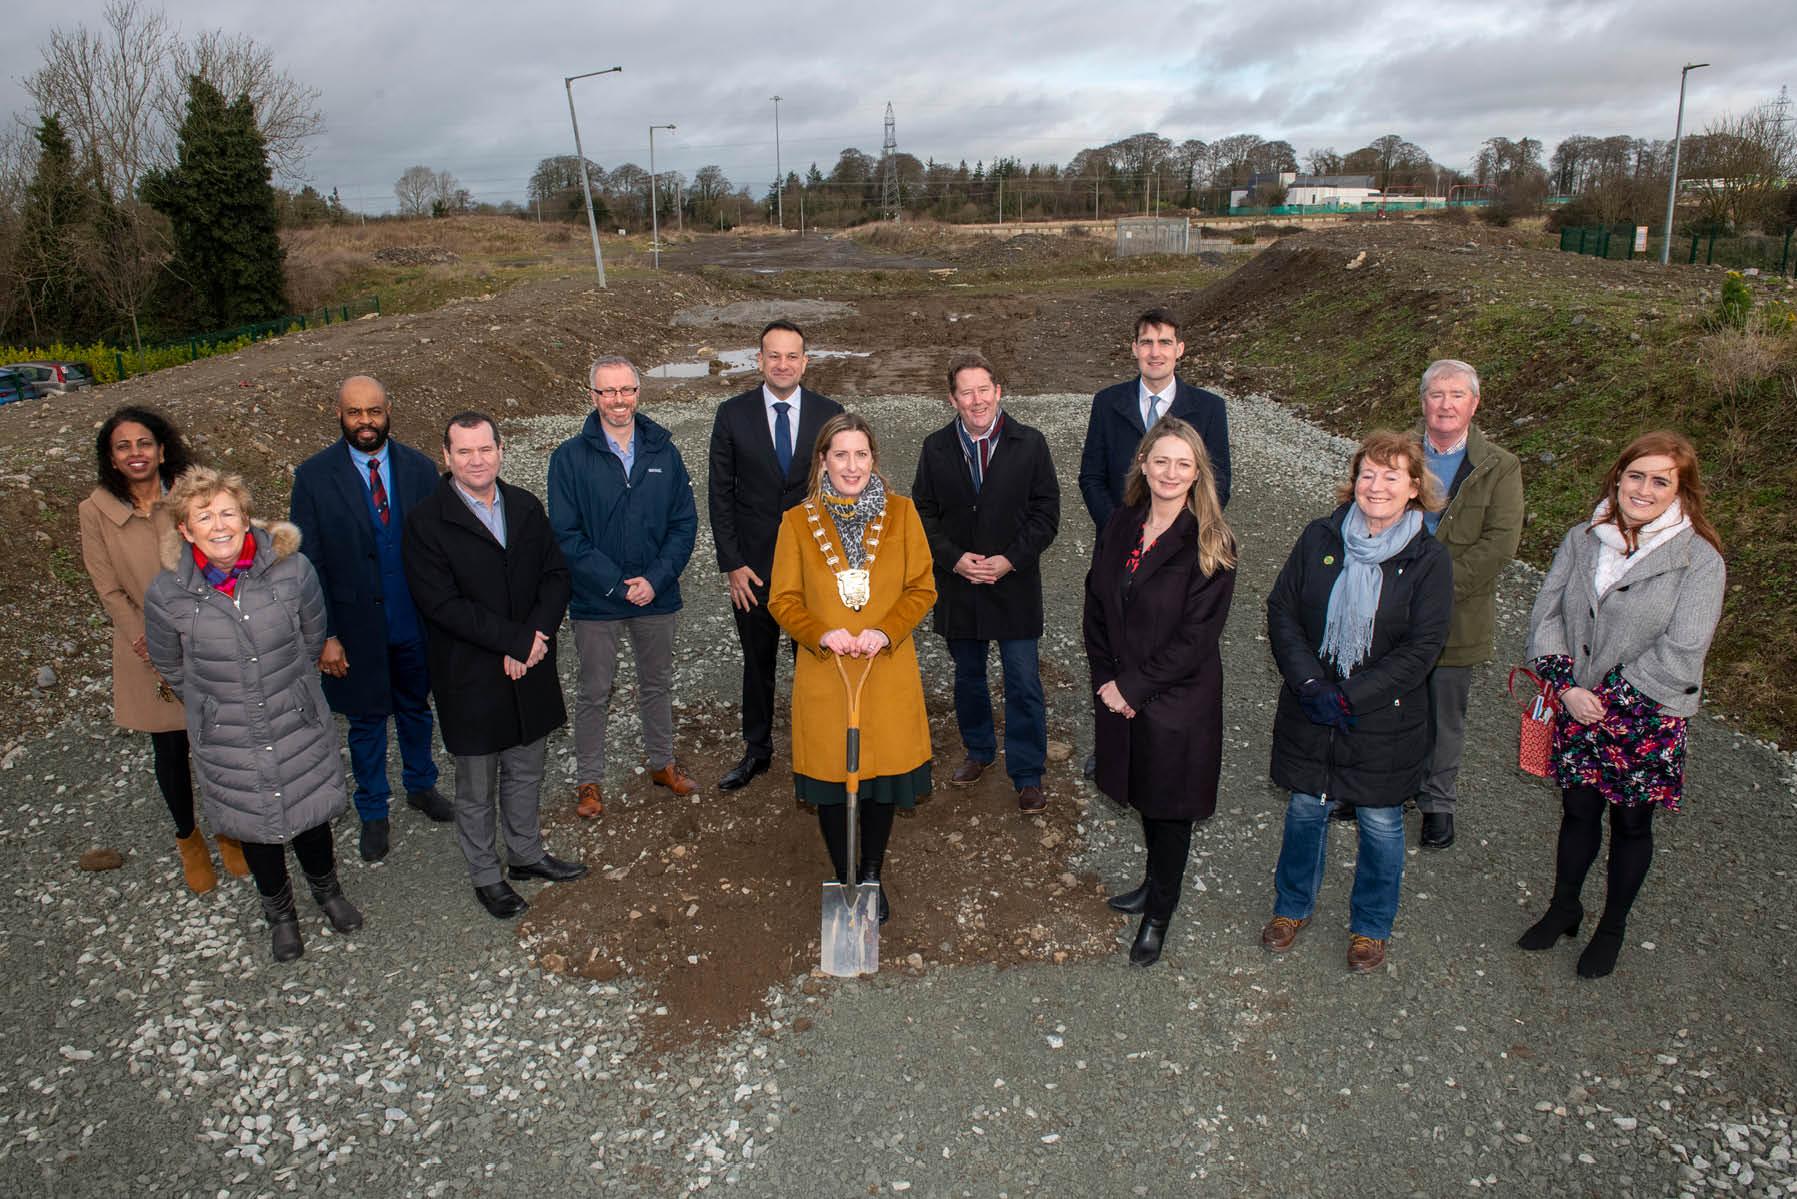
[
  {"left": 1526, "top": 520, "right": 1725, "bottom": 718},
  {"left": 144, "top": 521, "right": 348, "bottom": 843}
]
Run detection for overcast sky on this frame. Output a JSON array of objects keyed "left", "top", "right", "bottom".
[{"left": 2, "top": 0, "right": 1790, "bottom": 212}]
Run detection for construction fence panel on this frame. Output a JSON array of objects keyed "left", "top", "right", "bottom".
[{"left": 1115, "top": 217, "right": 1194, "bottom": 257}]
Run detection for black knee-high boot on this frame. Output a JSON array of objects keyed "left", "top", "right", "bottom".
[
  {"left": 1579, "top": 803, "right": 1655, "bottom": 979},
  {"left": 856, "top": 801, "right": 896, "bottom": 924},
  {"left": 1520, "top": 786, "right": 1603, "bottom": 950}
]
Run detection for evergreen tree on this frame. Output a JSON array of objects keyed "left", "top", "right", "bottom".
[
  {"left": 144, "top": 76, "right": 288, "bottom": 329},
  {"left": 16, "top": 113, "right": 96, "bottom": 343}
]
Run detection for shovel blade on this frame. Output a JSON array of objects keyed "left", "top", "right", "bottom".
[{"left": 820, "top": 881, "right": 881, "bottom": 977}]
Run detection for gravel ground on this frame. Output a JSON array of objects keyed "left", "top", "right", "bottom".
[{"left": 3, "top": 387, "right": 1794, "bottom": 1197}]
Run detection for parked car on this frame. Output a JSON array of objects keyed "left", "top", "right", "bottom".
[
  {"left": 0, "top": 367, "right": 43, "bottom": 405},
  {"left": 10, "top": 360, "right": 95, "bottom": 395}
]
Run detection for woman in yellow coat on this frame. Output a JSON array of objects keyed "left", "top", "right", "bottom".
[{"left": 769, "top": 412, "right": 936, "bottom": 923}]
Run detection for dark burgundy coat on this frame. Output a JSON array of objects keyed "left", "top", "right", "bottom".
[{"left": 1083, "top": 504, "right": 1236, "bottom": 821}]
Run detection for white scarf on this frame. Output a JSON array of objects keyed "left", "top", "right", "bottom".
[{"left": 1591, "top": 497, "right": 1688, "bottom": 597}]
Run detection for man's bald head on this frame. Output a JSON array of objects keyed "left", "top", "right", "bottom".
[{"left": 337, "top": 375, "right": 392, "bottom": 453}]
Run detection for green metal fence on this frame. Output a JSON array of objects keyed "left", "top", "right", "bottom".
[
  {"left": 1560, "top": 226, "right": 1795, "bottom": 275},
  {"left": 113, "top": 295, "right": 382, "bottom": 380}
]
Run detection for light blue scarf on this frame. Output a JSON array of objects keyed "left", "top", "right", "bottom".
[{"left": 1319, "top": 505, "right": 1423, "bottom": 677}]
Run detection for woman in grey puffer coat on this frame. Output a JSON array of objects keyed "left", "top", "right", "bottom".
[{"left": 144, "top": 467, "right": 361, "bottom": 963}]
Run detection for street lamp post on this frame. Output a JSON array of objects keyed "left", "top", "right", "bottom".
[
  {"left": 1660, "top": 61, "right": 1710, "bottom": 265},
  {"left": 649, "top": 123, "right": 676, "bottom": 270},
  {"left": 771, "top": 95, "right": 783, "bottom": 229},
  {"left": 563, "top": 65, "right": 622, "bottom": 288}
]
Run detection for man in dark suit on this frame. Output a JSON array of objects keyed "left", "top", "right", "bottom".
[
  {"left": 290, "top": 375, "right": 450, "bottom": 863},
  {"left": 1076, "top": 307, "right": 1232, "bottom": 776},
  {"left": 707, "top": 320, "right": 844, "bottom": 790},
  {"left": 402, "top": 412, "right": 586, "bottom": 920},
  {"left": 913, "top": 352, "right": 1060, "bottom": 813}
]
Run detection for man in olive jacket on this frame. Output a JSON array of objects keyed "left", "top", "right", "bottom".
[
  {"left": 912, "top": 352, "right": 1061, "bottom": 813},
  {"left": 1417, "top": 359, "right": 1524, "bottom": 850}
]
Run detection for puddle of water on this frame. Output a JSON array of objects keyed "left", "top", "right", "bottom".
[
  {"left": 715, "top": 348, "right": 871, "bottom": 376},
  {"left": 646, "top": 362, "right": 711, "bottom": 379}
]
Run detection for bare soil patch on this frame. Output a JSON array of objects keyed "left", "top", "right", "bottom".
[{"left": 518, "top": 707, "right": 1118, "bottom": 1048}]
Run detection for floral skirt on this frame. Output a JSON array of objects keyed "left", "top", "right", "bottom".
[{"left": 1537, "top": 658, "right": 1687, "bottom": 811}]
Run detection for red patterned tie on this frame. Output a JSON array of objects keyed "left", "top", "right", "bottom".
[{"left": 368, "top": 459, "right": 390, "bottom": 525}]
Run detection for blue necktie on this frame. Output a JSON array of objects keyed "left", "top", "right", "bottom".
[{"left": 773, "top": 401, "right": 793, "bottom": 475}]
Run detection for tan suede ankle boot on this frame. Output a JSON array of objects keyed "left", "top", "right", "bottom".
[
  {"left": 175, "top": 831, "right": 218, "bottom": 894},
  {"left": 213, "top": 835, "right": 250, "bottom": 878}
]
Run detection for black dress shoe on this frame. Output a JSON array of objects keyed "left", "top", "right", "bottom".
[
  {"left": 1420, "top": 812, "right": 1455, "bottom": 849},
  {"left": 1107, "top": 880, "right": 1150, "bottom": 914},
  {"left": 508, "top": 853, "right": 590, "bottom": 883},
  {"left": 475, "top": 882, "right": 529, "bottom": 918},
  {"left": 1129, "top": 916, "right": 1169, "bottom": 967},
  {"left": 1082, "top": 752, "right": 1097, "bottom": 780},
  {"left": 406, "top": 785, "right": 454, "bottom": 822},
  {"left": 358, "top": 818, "right": 390, "bottom": 863},
  {"left": 718, "top": 753, "right": 771, "bottom": 791}
]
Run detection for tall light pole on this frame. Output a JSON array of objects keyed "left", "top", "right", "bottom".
[
  {"left": 1660, "top": 62, "right": 1709, "bottom": 265},
  {"left": 649, "top": 123, "right": 675, "bottom": 269},
  {"left": 771, "top": 95, "right": 784, "bottom": 229},
  {"left": 563, "top": 65, "right": 622, "bottom": 288}
]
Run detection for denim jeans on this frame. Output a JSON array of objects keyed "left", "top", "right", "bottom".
[
  {"left": 945, "top": 637, "right": 1047, "bottom": 788},
  {"left": 1272, "top": 792, "right": 1406, "bottom": 940}
]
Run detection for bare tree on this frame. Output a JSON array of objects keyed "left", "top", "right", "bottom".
[
  {"left": 1686, "top": 100, "right": 1797, "bottom": 233},
  {"left": 163, "top": 28, "right": 324, "bottom": 183},
  {"left": 394, "top": 165, "right": 436, "bottom": 217},
  {"left": 1305, "top": 146, "right": 1344, "bottom": 175}
]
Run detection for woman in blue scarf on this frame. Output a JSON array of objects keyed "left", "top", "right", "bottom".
[{"left": 1259, "top": 431, "right": 1453, "bottom": 973}]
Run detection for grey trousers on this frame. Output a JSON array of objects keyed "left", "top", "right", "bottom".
[
  {"left": 1418, "top": 665, "right": 1472, "bottom": 815},
  {"left": 453, "top": 737, "right": 547, "bottom": 886},
  {"left": 573, "top": 614, "right": 677, "bottom": 783}
]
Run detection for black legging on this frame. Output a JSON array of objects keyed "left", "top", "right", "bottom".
[
  {"left": 816, "top": 801, "right": 897, "bottom": 883},
  {"left": 238, "top": 823, "right": 337, "bottom": 898},
  {"left": 150, "top": 729, "right": 196, "bottom": 838},
  {"left": 1141, "top": 815, "right": 1194, "bottom": 920},
  {"left": 1553, "top": 785, "right": 1656, "bottom": 932}
]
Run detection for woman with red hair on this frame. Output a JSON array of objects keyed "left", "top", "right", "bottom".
[{"left": 1519, "top": 431, "right": 1725, "bottom": 978}]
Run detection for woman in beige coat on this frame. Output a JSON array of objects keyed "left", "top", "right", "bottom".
[{"left": 79, "top": 407, "right": 246, "bottom": 892}]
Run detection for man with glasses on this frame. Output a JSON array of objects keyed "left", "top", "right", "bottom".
[
  {"left": 547, "top": 357, "right": 699, "bottom": 818},
  {"left": 912, "top": 352, "right": 1060, "bottom": 813},
  {"left": 707, "top": 320, "right": 843, "bottom": 792},
  {"left": 290, "top": 375, "right": 450, "bottom": 862}
]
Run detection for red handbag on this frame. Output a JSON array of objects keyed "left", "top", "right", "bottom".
[{"left": 1507, "top": 667, "right": 1558, "bottom": 779}]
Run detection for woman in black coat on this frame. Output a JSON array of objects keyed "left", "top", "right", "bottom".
[
  {"left": 1083, "top": 416, "right": 1236, "bottom": 967},
  {"left": 1260, "top": 430, "right": 1451, "bottom": 974}
]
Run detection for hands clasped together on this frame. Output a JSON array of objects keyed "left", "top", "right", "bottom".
[
  {"left": 504, "top": 629, "right": 552, "bottom": 681},
  {"left": 820, "top": 628, "right": 890, "bottom": 658},
  {"left": 951, "top": 552, "right": 1014, "bottom": 586}
]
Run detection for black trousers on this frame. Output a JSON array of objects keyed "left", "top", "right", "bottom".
[
  {"left": 239, "top": 823, "right": 336, "bottom": 898},
  {"left": 1552, "top": 785, "right": 1656, "bottom": 932},
  {"left": 150, "top": 729, "right": 196, "bottom": 838},
  {"left": 816, "top": 801, "right": 896, "bottom": 884},
  {"left": 1141, "top": 815, "right": 1194, "bottom": 920},
  {"left": 732, "top": 597, "right": 782, "bottom": 759}
]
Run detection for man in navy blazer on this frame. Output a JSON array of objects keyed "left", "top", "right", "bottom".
[
  {"left": 1076, "top": 308, "right": 1232, "bottom": 777},
  {"left": 1077, "top": 306, "right": 1231, "bottom": 530},
  {"left": 706, "top": 320, "right": 844, "bottom": 791},
  {"left": 289, "top": 375, "right": 449, "bottom": 862}
]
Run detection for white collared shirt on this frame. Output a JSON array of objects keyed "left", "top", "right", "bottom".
[
  {"left": 763, "top": 384, "right": 802, "bottom": 447},
  {"left": 452, "top": 480, "right": 506, "bottom": 547},
  {"left": 1138, "top": 379, "right": 1174, "bottom": 429}
]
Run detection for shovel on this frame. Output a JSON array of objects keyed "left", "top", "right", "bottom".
[{"left": 821, "top": 652, "right": 880, "bottom": 978}]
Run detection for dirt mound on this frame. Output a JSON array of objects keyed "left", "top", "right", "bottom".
[
  {"left": 371, "top": 246, "right": 462, "bottom": 266},
  {"left": 519, "top": 711, "right": 1118, "bottom": 1047}
]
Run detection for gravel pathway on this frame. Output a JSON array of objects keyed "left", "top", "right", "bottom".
[{"left": 3, "top": 389, "right": 1792, "bottom": 1197}]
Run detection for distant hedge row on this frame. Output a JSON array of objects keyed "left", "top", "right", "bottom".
[{"left": 1, "top": 335, "right": 257, "bottom": 386}]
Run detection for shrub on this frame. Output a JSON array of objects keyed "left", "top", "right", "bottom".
[{"left": 1718, "top": 271, "right": 1754, "bottom": 329}]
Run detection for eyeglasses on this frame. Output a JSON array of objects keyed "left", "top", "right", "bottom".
[{"left": 589, "top": 385, "right": 641, "bottom": 400}]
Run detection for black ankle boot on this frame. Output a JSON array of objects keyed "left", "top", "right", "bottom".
[
  {"left": 857, "top": 863, "right": 890, "bottom": 925},
  {"left": 1107, "top": 880, "right": 1150, "bottom": 914},
  {"left": 260, "top": 882, "right": 304, "bottom": 963},
  {"left": 1129, "top": 916, "right": 1169, "bottom": 967},
  {"left": 1517, "top": 901, "right": 1583, "bottom": 951},
  {"left": 1577, "top": 927, "right": 1625, "bottom": 978},
  {"left": 305, "top": 868, "right": 365, "bottom": 934}
]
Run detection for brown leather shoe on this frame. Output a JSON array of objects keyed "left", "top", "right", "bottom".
[
  {"left": 650, "top": 762, "right": 699, "bottom": 796},
  {"left": 1347, "top": 934, "right": 1387, "bottom": 973},
  {"left": 950, "top": 757, "right": 990, "bottom": 786},
  {"left": 1260, "top": 915, "right": 1308, "bottom": 952},
  {"left": 1017, "top": 784, "right": 1046, "bottom": 813},
  {"left": 575, "top": 782, "right": 604, "bottom": 819}
]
